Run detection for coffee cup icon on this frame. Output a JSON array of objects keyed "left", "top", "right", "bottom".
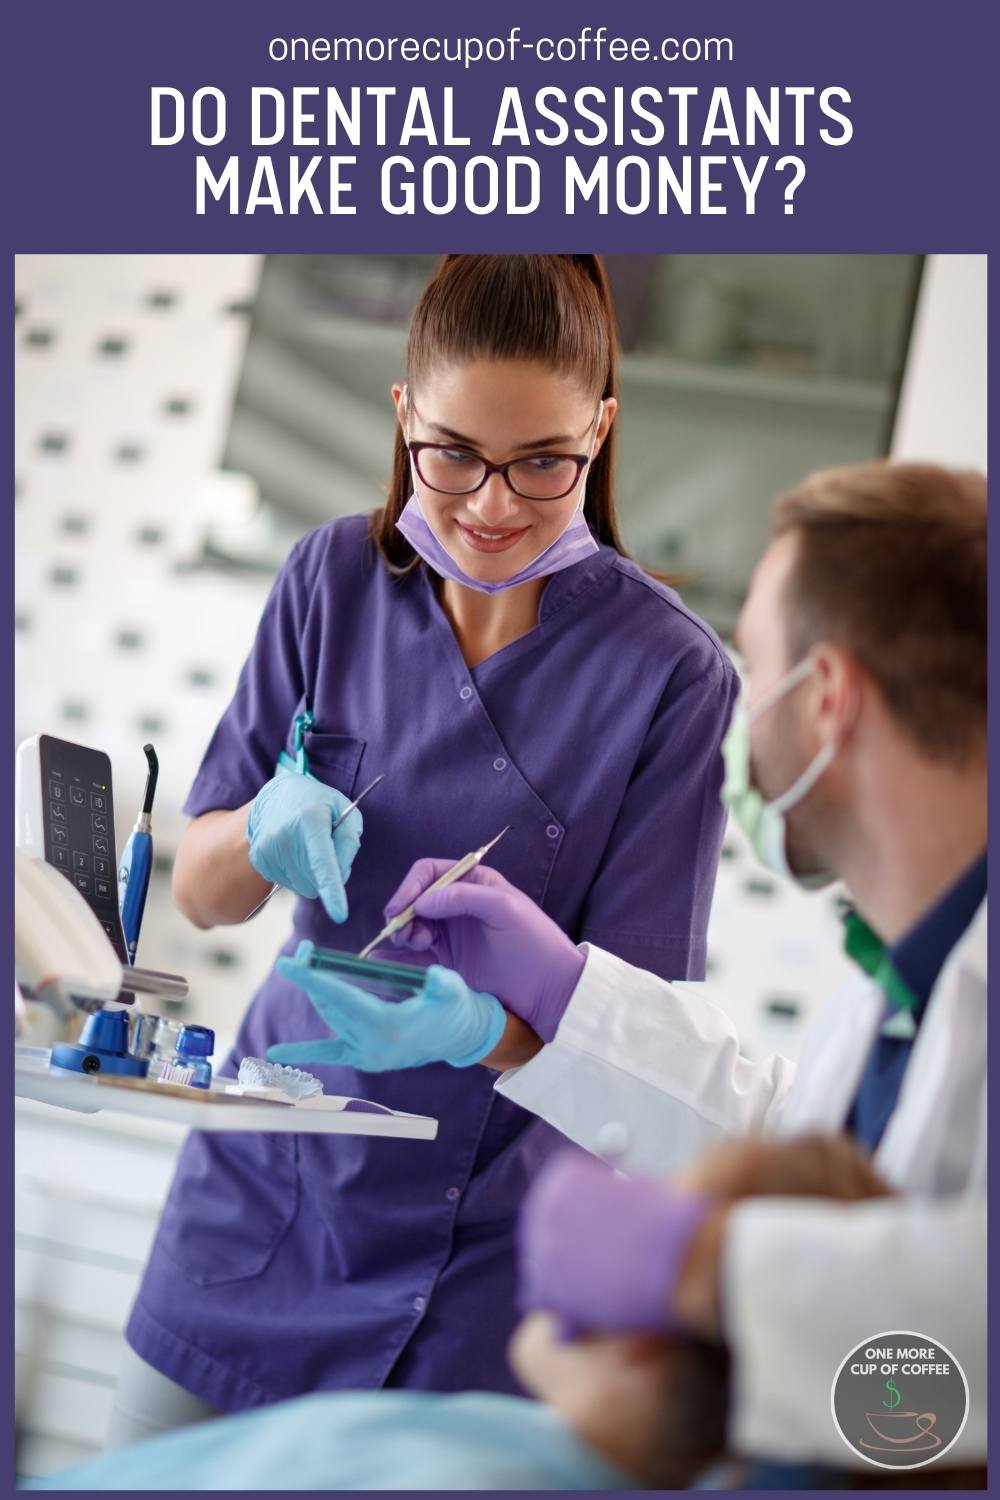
[{"left": 860, "top": 1410, "right": 942, "bottom": 1454}]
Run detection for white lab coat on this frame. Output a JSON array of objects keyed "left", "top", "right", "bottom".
[{"left": 495, "top": 899, "right": 986, "bottom": 1468}]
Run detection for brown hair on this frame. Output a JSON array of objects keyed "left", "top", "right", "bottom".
[
  {"left": 370, "top": 254, "right": 628, "bottom": 573},
  {"left": 771, "top": 461, "right": 987, "bottom": 763}
]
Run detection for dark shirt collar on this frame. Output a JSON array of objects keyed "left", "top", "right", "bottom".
[
  {"left": 891, "top": 851, "right": 987, "bottom": 1012},
  {"left": 843, "top": 852, "right": 986, "bottom": 1017}
]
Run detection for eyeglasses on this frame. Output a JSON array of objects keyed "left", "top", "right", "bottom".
[{"left": 405, "top": 401, "right": 602, "bottom": 503}]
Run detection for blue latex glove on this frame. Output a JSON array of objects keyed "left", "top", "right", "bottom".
[
  {"left": 268, "top": 940, "right": 507, "bottom": 1071},
  {"left": 247, "top": 766, "right": 362, "bottom": 924}
]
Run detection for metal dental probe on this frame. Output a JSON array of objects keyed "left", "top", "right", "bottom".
[
  {"left": 243, "top": 774, "right": 385, "bottom": 922},
  {"left": 357, "top": 826, "right": 510, "bottom": 960}
]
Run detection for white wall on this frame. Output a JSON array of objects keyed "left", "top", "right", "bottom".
[
  {"left": 892, "top": 255, "right": 987, "bottom": 467},
  {"left": 14, "top": 254, "right": 293, "bottom": 1050},
  {"left": 14, "top": 255, "right": 280, "bottom": 1476}
]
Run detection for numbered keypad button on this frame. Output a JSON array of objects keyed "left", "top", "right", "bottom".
[
  {"left": 93, "top": 856, "right": 110, "bottom": 877},
  {"left": 72, "top": 851, "right": 91, "bottom": 873},
  {"left": 51, "top": 846, "right": 69, "bottom": 868}
]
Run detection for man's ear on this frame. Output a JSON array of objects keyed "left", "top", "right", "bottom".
[{"left": 811, "top": 642, "right": 862, "bottom": 745}]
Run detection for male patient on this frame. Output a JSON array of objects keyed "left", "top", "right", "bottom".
[{"left": 21, "top": 1134, "right": 883, "bottom": 1491}]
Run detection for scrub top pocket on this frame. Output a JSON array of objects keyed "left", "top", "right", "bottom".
[
  {"left": 156, "top": 1130, "right": 300, "bottom": 1288},
  {"left": 301, "top": 730, "right": 366, "bottom": 795}
]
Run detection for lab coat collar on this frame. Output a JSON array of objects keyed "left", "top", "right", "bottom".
[
  {"left": 778, "top": 896, "right": 987, "bottom": 1162},
  {"left": 876, "top": 896, "right": 987, "bottom": 1191}
]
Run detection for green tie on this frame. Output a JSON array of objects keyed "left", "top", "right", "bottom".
[{"left": 842, "top": 912, "right": 920, "bottom": 1039}]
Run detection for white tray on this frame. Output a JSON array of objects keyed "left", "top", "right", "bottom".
[{"left": 15, "top": 1064, "right": 438, "bottom": 1140}]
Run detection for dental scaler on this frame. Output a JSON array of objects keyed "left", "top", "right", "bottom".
[{"left": 118, "top": 744, "right": 158, "bottom": 964}]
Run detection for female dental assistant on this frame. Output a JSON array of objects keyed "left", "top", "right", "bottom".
[{"left": 115, "top": 255, "right": 738, "bottom": 1435}]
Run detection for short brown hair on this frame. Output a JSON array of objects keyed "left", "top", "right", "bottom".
[{"left": 771, "top": 461, "right": 986, "bottom": 763}]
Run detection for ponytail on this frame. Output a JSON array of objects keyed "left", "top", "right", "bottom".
[{"left": 372, "top": 254, "right": 628, "bottom": 574}]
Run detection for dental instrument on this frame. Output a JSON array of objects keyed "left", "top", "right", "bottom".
[
  {"left": 118, "top": 743, "right": 158, "bottom": 963},
  {"left": 357, "top": 827, "right": 510, "bottom": 960},
  {"left": 244, "top": 773, "right": 385, "bottom": 921}
]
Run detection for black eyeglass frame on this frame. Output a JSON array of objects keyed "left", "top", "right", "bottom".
[{"left": 406, "top": 441, "right": 592, "bottom": 502}]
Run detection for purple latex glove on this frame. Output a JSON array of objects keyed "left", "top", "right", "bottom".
[
  {"left": 517, "top": 1150, "right": 711, "bottom": 1335},
  {"left": 383, "top": 860, "right": 585, "bottom": 1042}
]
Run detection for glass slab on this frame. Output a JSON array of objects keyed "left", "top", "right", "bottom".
[{"left": 306, "top": 947, "right": 429, "bottom": 1002}]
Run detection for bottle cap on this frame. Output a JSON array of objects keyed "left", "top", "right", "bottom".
[{"left": 176, "top": 1024, "right": 215, "bottom": 1059}]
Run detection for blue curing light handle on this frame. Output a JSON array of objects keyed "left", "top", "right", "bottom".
[{"left": 118, "top": 827, "right": 152, "bottom": 965}]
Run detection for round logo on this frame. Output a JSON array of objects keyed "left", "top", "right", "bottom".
[{"left": 831, "top": 1331, "right": 969, "bottom": 1469}]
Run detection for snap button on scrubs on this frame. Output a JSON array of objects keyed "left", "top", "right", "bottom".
[{"left": 127, "top": 515, "right": 738, "bottom": 1412}]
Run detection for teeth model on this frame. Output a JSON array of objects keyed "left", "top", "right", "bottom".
[{"left": 237, "top": 1056, "right": 324, "bottom": 1099}]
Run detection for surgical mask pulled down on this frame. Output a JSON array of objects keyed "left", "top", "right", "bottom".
[
  {"left": 396, "top": 388, "right": 603, "bottom": 595},
  {"left": 722, "top": 656, "right": 838, "bottom": 890}
]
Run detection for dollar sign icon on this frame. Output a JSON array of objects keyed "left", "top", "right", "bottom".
[{"left": 883, "top": 1377, "right": 902, "bottom": 1410}]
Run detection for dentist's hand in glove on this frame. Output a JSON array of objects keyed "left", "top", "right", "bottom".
[
  {"left": 267, "top": 940, "right": 507, "bottom": 1072},
  {"left": 517, "top": 1150, "right": 713, "bottom": 1338},
  {"left": 247, "top": 767, "right": 363, "bottom": 924},
  {"left": 383, "top": 861, "right": 585, "bottom": 1042}
]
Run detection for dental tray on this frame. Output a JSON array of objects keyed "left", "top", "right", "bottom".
[{"left": 14, "top": 1049, "right": 438, "bottom": 1139}]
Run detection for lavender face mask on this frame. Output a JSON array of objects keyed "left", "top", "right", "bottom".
[
  {"left": 396, "top": 493, "right": 599, "bottom": 595},
  {"left": 395, "top": 396, "right": 602, "bottom": 595}
]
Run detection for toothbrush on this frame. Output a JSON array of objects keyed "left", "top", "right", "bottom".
[{"left": 118, "top": 744, "right": 158, "bottom": 965}]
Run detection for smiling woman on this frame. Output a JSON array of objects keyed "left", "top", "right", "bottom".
[
  {"left": 394, "top": 367, "right": 608, "bottom": 616},
  {"left": 375, "top": 256, "right": 624, "bottom": 577},
  {"left": 113, "top": 253, "right": 738, "bottom": 1445}
]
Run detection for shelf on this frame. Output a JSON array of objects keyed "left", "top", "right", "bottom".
[
  {"left": 15, "top": 1064, "right": 438, "bottom": 1141},
  {"left": 280, "top": 305, "right": 891, "bottom": 415},
  {"left": 621, "top": 350, "right": 892, "bottom": 412}
]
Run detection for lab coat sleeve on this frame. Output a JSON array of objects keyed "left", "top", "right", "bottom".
[
  {"left": 495, "top": 944, "right": 797, "bottom": 1177},
  {"left": 183, "top": 535, "right": 320, "bottom": 816},
  {"left": 724, "top": 1193, "right": 986, "bottom": 1465},
  {"left": 575, "top": 642, "right": 740, "bottom": 981}
]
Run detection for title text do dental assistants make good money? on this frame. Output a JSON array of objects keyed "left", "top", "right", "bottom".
[{"left": 152, "top": 84, "right": 853, "bottom": 218}]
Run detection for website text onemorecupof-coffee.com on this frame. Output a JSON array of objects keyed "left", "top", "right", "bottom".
[{"left": 266, "top": 30, "right": 735, "bottom": 67}]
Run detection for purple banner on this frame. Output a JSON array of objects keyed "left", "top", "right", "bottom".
[{"left": 4, "top": 0, "right": 994, "bottom": 250}]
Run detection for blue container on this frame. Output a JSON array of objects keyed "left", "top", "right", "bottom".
[
  {"left": 51, "top": 1008, "right": 149, "bottom": 1077},
  {"left": 171, "top": 1024, "right": 215, "bottom": 1089}
]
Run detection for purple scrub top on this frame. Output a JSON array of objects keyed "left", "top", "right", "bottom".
[{"left": 127, "top": 515, "right": 738, "bottom": 1412}]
